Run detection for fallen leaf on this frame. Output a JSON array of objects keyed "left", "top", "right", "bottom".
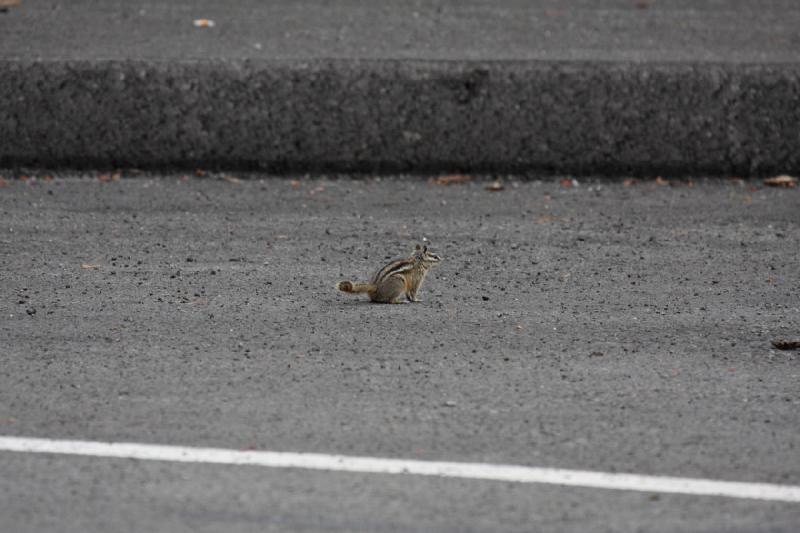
[
  {"left": 560, "top": 178, "right": 575, "bottom": 188},
  {"left": 433, "top": 174, "right": 471, "bottom": 185},
  {"left": 97, "top": 174, "right": 111, "bottom": 182},
  {"left": 485, "top": 181, "right": 504, "bottom": 191},
  {"left": 81, "top": 263, "right": 101, "bottom": 270},
  {"left": 655, "top": 176, "right": 668, "bottom": 186},
  {"left": 111, "top": 172, "right": 121, "bottom": 181},
  {"left": 764, "top": 175, "right": 797, "bottom": 188},
  {"left": 42, "top": 174, "right": 53, "bottom": 181},
  {"left": 0, "top": 177, "right": 7, "bottom": 187},
  {"left": 623, "top": 178, "right": 637, "bottom": 187},
  {"left": 19, "top": 175, "right": 29, "bottom": 182},
  {"left": 193, "top": 18, "right": 215, "bottom": 28},
  {"left": 771, "top": 340, "right": 800, "bottom": 350},
  {"left": 195, "top": 168, "right": 206, "bottom": 177},
  {"left": 222, "top": 174, "right": 241, "bottom": 184},
  {"left": 290, "top": 179, "right": 301, "bottom": 187},
  {"left": 536, "top": 214, "right": 560, "bottom": 224}
]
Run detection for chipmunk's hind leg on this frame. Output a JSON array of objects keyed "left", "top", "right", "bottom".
[{"left": 370, "top": 274, "right": 406, "bottom": 303}]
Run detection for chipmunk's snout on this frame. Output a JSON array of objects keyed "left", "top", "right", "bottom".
[{"left": 416, "top": 244, "right": 441, "bottom": 264}]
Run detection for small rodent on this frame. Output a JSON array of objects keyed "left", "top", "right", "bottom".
[{"left": 336, "top": 244, "right": 442, "bottom": 303}]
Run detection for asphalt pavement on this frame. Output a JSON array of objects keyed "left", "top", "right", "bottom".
[
  {"left": 1, "top": 173, "right": 799, "bottom": 532},
  {"left": 2, "top": 1, "right": 800, "bottom": 174}
]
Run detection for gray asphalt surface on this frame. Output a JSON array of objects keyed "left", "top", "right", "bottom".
[
  {"left": 5, "top": 0, "right": 800, "bottom": 62},
  {"left": 2, "top": 0, "right": 800, "bottom": 174},
  {"left": 1, "top": 174, "right": 799, "bottom": 532}
]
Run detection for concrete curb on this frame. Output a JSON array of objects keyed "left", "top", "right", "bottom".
[{"left": 2, "top": 58, "right": 799, "bottom": 176}]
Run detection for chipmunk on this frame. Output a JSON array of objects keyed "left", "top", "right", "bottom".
[{"left": 336, "top": 244, "right": 442, "bottom": 303}]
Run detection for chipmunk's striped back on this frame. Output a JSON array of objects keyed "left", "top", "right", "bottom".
[{"left": 370, "top": 258, "right": 416, "bottom": 285}]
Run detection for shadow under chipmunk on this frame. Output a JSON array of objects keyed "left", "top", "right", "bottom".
[{"left": 336, "top": 244, "right": 442, "bottom": 304}]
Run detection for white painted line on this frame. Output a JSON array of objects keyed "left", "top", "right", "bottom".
[{"left": 1, "top": 436, "right": 799, "bottom": 503}]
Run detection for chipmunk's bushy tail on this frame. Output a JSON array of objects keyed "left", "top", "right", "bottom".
[{"left": 336, "top": 281, "right": 376, "bottom": 294}]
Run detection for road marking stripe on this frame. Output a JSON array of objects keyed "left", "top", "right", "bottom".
[{"left": 1, "top": 436, "right": 798, "bottom": 503}]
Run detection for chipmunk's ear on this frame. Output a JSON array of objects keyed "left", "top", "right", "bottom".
[{"left": 415, "top": 244, "right": 421, "bottom": 251}]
